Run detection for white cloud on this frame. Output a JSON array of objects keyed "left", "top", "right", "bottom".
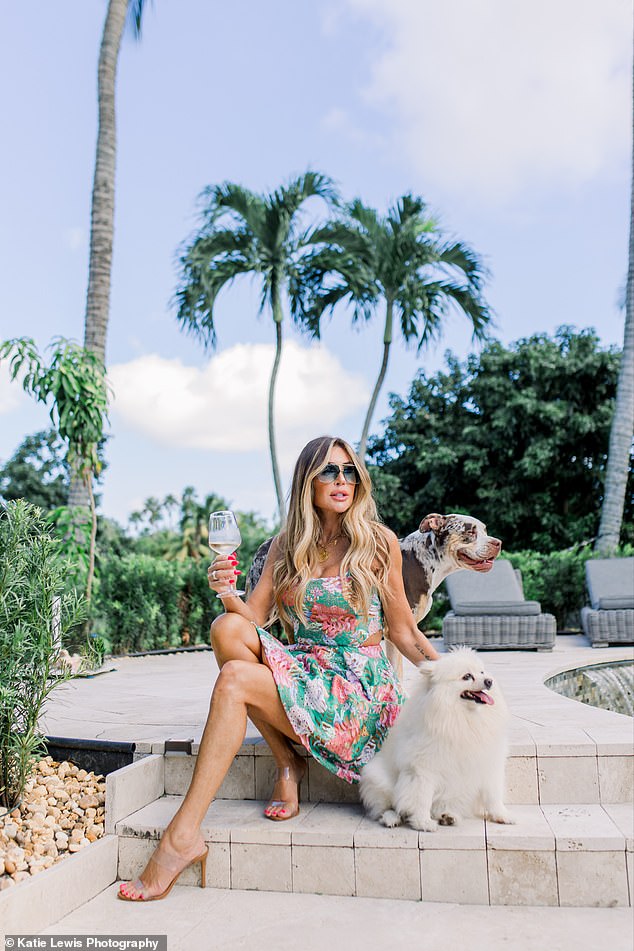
[
  {"left": 0, "top": 364, "right": 26, "bottom": 415},
  {"left": 108, "top": 341, "right": 369, "bottom": 458},
  {"left": 343, "top": 0, "right": 631, "bottom": 197}
]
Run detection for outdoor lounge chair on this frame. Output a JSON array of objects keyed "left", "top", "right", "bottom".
[
  {"left": 581, "top": 557, "right": 634, "bottom": 648},
  {"left": 442, "top": 559, "right": 556, "bottom": 650}
]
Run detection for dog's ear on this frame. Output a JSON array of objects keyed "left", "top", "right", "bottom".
[{"left": 420, "top": 514, "right": 446, "bottom": 534}]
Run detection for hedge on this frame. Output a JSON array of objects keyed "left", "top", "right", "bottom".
[{"left": 96, "top": 553, "right": 223, "bottom": 653}]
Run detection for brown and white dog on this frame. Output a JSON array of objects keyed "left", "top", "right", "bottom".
[
  {"left": 246, "top": 513, "right": 501, "bottom": 638},
  {"left": 401, "top": 513, "right": 502, "bottom": 624}
]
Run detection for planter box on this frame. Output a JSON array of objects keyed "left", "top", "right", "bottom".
[
  {"left": 0, "top": 835, "right": 118, "bottom": 936},
  {"left": 0, "top": 753, "right": 164, "bottom": 936}
]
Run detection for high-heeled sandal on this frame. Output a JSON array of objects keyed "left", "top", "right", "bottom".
[
  {"left": 117, "top": 838, "right": 208, "bottom": 902},
  {"left": 264, "top": 764, "right": 304, "bottom": 821}
]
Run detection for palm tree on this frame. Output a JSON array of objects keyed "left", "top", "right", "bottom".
[
  {"left": 293, "top": 195, "right": 492, "bottom": 458},
  {"left": 167, "top": 488, "right": 227, "bottom": 561},
  {"left": 174, "top": 172, "right": 338, "bottom": 523},
  {"left": 70, "top": 0, "right": 150, "bottom": 508},
  {"left": 595, "top": 64, "right": 634, "bottom": 554}
]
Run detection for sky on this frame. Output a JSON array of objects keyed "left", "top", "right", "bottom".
[{"left": 0, "top": 0, "right": 631, "bottom": 528}]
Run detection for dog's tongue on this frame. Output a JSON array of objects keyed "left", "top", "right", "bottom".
[{"left": 474, "top": 691, "right": 494, "bottom": 705}]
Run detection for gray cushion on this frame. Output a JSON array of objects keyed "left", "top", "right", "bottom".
[
  {"left": 453, "top": 600, "right": 542, "bottom": 617},
  {"left": 445, "top": 559, "right": 524, "bottom": 605},
  {"left": 585, "top": 558, "right": 634, "bottom": 610},
  {"left": 598, "top": 596, "right": 634, "bottom": 611}
]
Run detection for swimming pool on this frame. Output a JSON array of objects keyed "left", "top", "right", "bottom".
[{"left": 545, "top": 660, "right": 633, "bottom": 717}]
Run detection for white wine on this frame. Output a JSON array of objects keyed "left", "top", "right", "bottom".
[
  {"left": 208, "top": 510, "right": 245, "bottom": 598},
  {"left": 209, "top": 542, "right": 237, "bottom": 557}
]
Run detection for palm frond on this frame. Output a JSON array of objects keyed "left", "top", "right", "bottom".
[
  {"left": 173, "top": 229, "right": 257, "bottom": 349},
  {"left": 437, "top": 240, "right": 489, "bottom": 290},
  {"left": 347, "top": 199, "right": 384, "bottom": 239},
  {"left": 200, "top": 182, "right": 266, "bottom": 235},
  {"left": 271, "top": 170, "right": 339, "bottom": 219},
  {"left": 404, "top": 279, "right": 491, "bottom": 352},
  {"left": 309, "top": 221, "right": 372, "bottom": 259},
  {"left": 126, "top": 0, "right": 152, "bottom": 40}
]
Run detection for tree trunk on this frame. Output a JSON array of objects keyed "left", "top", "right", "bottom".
[
  {"left": 359, "top": 299, "right": 393, "bottom": 459},
  {"left": 84, "top": 0, "right": 126, "bottom": 362},
  {"left": 69, "top": 0, "right": 126, "bottom": 509},
  {"left": 68, "top": 456, "right": 91, "bottom": 508},
  {"left": 268, "top": 295, "right": 286, "bottom": 526},
  {"left": 595, "top": 62, "right": 634, "bottom": 555},
  {"left": 85, "top": 473, "right": 98, "bottom": 610}
]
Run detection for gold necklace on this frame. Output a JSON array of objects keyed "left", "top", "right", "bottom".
[{"left": 316, "top": 532, "right": 344, "bottom": 563}]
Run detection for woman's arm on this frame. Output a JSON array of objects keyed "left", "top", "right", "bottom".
[
  {"left": 380, "top": 529, "right": 440, "bottom": 664},
  {"left": 208, "top": 537, "right": 279, "bottom": 628}
]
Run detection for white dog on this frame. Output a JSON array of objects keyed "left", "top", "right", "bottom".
[{"left": 360, "top": 647, "right": 514, "bottom": 831}]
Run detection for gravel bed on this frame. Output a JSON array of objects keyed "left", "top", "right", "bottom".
[{"left": 0, "top": 755, "right": 106, "bottom": 889}]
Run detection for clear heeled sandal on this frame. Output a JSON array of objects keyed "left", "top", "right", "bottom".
[
  {"left": 264, "top": 765, "right": 304, "bottom": 822},
  {"left": 118, "top": 838, "right": 208, "bottom": 902}
]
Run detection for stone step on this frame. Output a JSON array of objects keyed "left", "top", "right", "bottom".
[
  {"left": 116, "top": 796, "right": 633, "bottom": 907},
  {"left": 156, "top": 739, "right": 633, "bottom": 805}
]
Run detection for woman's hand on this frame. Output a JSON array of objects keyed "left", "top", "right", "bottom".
[{"left": 207, "top": 553, "right": 241, "bottom": 595}]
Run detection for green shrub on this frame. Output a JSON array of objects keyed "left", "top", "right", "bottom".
[
  {"left": 97, "top": 553, "right": 183, "bottom": 653},
  {"left": 96, "top": 553, "right": 224, "bottom": 653},
  {"left": 0, "top": 500, "right": 85, "bottom": 811},
  {"left": 177, "top": 558, "right": 222, "bottom": 646}
]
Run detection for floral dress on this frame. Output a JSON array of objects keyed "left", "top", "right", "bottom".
[{"left": 256, "top": 575, "right": 404, "bottom": 783}]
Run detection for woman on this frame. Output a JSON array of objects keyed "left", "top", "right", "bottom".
[{"left": 118, "top": 435, "right": 439, "bottom": 901}]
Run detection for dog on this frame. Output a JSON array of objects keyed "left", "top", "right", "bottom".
[
  {"left": 400, "top": 514, "right": 501, "bottom": 623},
  {"left": 246, "top": 514, "right": 501, "bottom": 623},
  {"left": 359, "top": 647, "right": 513, "bottom": 831}
]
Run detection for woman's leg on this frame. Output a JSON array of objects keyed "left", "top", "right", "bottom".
[
  {"left": 211, "top": 614, "right": 306, "bottom": 818},
  {"left": 119, "top": 654, "right": 304, "bottom": 899}
]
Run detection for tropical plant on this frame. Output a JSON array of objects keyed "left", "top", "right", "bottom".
[
  {"left": 129, "top": 487, "right": 272, "bottom": 567},
  {"left": 0, "top": 337, "right": 110, "bottom": 615},
  {"left": 169, "top": 488, "right": 227, "bottom": 562},
  {"left": 174, "top": 171, "right": 338, "bottom": 522},
  {"left": 368, "top": 327, "right": 632, "bottom": 552},
  {"left": 0, "top": 429, "right": 69, "bottom": 510},
  {"left": 292, "top": 194, "right": 491, "bottom": 457},
  {"left": 596, "top": 75, "right": 634, "bottom": 553},
  {"left": 70, "top": 0, "right": 150, "bottom": 508},
  {"left": 0, "top": 500, "right": 85, "bottom": 811}
]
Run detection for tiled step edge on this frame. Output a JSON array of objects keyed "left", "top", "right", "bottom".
[
  {"left": 153, "top": 743, "right": 633, "bottom": 805},
  {"left": 0, "top": 834, "right": 118, "bottom": 936},
  {"left": 105, "top": 753, "right": 164, "bottom": 834},
  {"left": 116, "top": 798, "right": 633, "bottom": 907}
]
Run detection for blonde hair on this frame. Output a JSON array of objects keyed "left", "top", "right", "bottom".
[{"left": 271, "top": 436, "right": 391, "bottom": 637}]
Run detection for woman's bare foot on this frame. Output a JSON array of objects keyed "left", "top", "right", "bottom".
[
  {"left": 118, "top": 825, "right": 207, "bottom": 901},
  {"left": 264, "top": 753, "right": 306, "bottom": 820}
]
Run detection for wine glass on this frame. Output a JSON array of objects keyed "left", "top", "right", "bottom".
[{"left": 208, "top": 510, "right": 245, "bottom": 598}]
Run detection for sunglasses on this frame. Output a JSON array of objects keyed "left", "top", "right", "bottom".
[{"left": 316, "top": 463, "right": 360, "bottom": 484}]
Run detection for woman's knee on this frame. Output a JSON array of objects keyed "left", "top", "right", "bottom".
[
  {"left": 214, "top": 659, "right": 249, "bottom": 701},
  {"left": 210, "top": 611, "right": 247, "bottom": 649}
]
